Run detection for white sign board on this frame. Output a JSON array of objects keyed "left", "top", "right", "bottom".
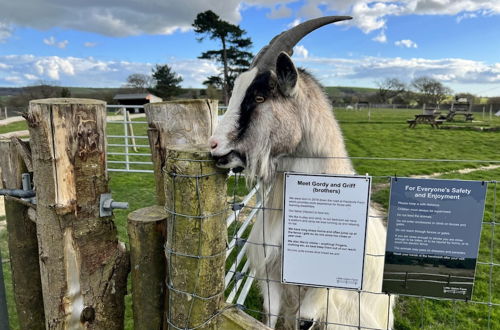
[{"left": 282, "top": 173, "right": 371, "bottom": 289}]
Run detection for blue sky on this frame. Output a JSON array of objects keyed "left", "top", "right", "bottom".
[{"left": 1, "top": 0, "right": 499, "bottom": 96}]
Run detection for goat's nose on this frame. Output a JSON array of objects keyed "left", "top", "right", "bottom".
[{"left": 208, "top": 138, "right": 218, "bottom": 151}]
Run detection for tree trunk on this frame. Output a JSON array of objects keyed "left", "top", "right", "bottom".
[
  {"left": 127, "top": 205, "right": 168, "bottom": 330},
  {"left": 26, "top": 98, "right": 129, "bottom": 330},
  {"left": 164, "top": 144, "right": 227, "bottom": 330},
  {"left": 144, "top": 99, "right": 218, "bottom": 205},
  {"left": 0, "top": 139, "right": 45, "bottom": 329},
  {"left": 221, "top": 37, "right": 229, "bottom": 105}
]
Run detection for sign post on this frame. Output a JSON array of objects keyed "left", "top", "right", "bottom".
[
  {"left": 282, "top": 173, "right": 371, "bottom": 289},
  {"left": 383, "top": 178, "right": 487, "bottom": 300}
]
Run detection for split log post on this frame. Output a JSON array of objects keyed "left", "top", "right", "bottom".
[
  {"left": 145, "top": 99, "right": 218, "bottom": 205},
  {"left": 0, "top": 139, "right": 45, "bottom": 329},
  {"left": 164, "top": 144, "right": 227, "bottom": 329},
  {"left": 26, "top": 98, "right": 129, "bottom": 329},
  {"left": 127, "top": 205, "right": 168, "bottom": 329}
]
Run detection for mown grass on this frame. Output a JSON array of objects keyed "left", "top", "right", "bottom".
[
  {"left": 0, "top": 121, "right": 28, "bottom": 135},
  {"left": 1, "top": 107, "right": 499, "bottom": 329}
]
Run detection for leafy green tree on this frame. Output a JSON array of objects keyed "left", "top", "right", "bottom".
[
  {"left": 193, "top": 10, "right": 253, "bottom": 104},
  {"left": 149, "top": 64, "right": 183, "bottom": 100},
  {"left": 60, "top": 87, "right": 71, "bottom": 97}
]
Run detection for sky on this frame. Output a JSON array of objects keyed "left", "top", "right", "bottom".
[{"left": 0, "top": 0, "right": 499, "bottom": 96}]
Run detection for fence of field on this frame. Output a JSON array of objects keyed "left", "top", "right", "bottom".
[{"left": 0, "top": 99, "right": 499, "bottom": 329}]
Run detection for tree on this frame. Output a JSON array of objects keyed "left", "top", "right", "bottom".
[
  {"left": 148, "top": 64, "right": 183, "bottom": 100},
  {"left": 60, "top": 87, "right": 71, "bottom": 97},
  {"left": 376, "top": 78, "right": 406, "bottom": 103},
  {"left": 487, "top": 96, "right": 500, "bottom": 104},
  {"left": 454, "top": 92, "right": 477, "bottom": 104},
  {"left": 7, "top": 81, "right": 60, "bottom": 109},
  {"left": 411, "top": 76, "right": 452, "bottom": 106},
  {"left": 193, "top": 10, "right": 253, "bottom": 105},
  {"left": 125, "top": 73, "right": 153, "bottom": 91}
]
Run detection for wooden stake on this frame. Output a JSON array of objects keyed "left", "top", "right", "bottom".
[
  {"left": 26, "top": 98, "right": 129, "bottom": 329},
  {"left": 127, "top": 205, "right": 168, "bottom": 330},
  {"left": 164, "top": 144, "right": 227, "bottom": 330},
  {"left": 0, "top": 139, "right": 45, "bottom": 329},
  {"left": 145, "top": 99, "right": 218, "bottom": 205}
]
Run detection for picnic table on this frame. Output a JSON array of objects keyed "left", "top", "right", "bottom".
[
  {"left": 442, "top": 111, "right": 474, "bottom": 122},
  {"left": 407, "top": 114, "right": 445, "bottom": 128}
]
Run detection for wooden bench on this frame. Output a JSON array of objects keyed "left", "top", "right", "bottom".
[
  {"left": 446, "top": 111, "right": 474, "bottom": 122},
  {"left": 407, "top": 115, "right": 444, "bottom": 128}
]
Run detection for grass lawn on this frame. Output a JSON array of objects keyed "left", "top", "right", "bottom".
[
  {"left": 1, "top": 107, "right": 499, "bottom": 329},
  {"left": 0, "top": 121, "right": 28, "bottom": 135}
]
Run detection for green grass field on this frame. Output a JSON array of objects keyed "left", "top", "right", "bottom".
[{"left": 1, "top": 107, "right": 499, "bottom": 329}]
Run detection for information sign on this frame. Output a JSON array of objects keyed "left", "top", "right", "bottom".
[
  {"left": 282, "top": 173, "right": 371, "bottom": 289},
  {"left": 383, "top": 178, "right": 487, "bottom": 300}
]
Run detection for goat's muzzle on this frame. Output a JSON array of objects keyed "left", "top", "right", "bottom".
[{"left": 211, "top": 150, "right": 246, "bottom": 171}]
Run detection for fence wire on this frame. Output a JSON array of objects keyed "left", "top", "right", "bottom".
[
  {"left": 224, "top": 157, "right": 498, "bottom": 329},
  {"left": 162, "top": 154, "right": 499, "bottom": 329}
]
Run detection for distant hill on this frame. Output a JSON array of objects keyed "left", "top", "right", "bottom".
[
  {"left": 0, "top": 85, "right": 380, "bottom": 106},
  {"left": 0, "top": 87, "right": 23, "bottom": 97},
  {"left": 324, "top": 86, "right": 377, "bottom": 98}
]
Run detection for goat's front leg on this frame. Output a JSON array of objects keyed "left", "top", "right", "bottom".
[{"left": 261, "top": 280, "right": 283, "bottom": 328}]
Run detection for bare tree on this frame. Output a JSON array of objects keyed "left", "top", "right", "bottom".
[
  {"left": 376, "top": 78, "right": 406, "bottom": 103},
  {"left": 411, "top": 76, "right": 452, "bottom": 106},
  {"left": 125, "top": 73, "right": 153, "bottom": 91}
]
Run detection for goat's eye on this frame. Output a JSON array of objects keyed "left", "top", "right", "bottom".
[{"left": 255, "top": 96, "right": 265, "bottom": 103}]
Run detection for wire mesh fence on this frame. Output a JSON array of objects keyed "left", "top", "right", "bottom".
[{"left": 220, "top": 157, "right": 499, "bottom": 329}]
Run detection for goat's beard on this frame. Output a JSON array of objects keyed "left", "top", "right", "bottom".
[{"left": 244, "top": 142, "right": 279, "bottom": 186}]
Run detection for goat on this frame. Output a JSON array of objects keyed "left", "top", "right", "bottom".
[{"left": 209, "top": 16, "right": 394, "bottom": 329}]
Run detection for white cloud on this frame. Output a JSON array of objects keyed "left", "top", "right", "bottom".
[
  {"left": 287, "top": 18, "right": 302, "bottom": 28},
  {"left": 1, "top": 52, "right": 500, "bottom": 95},
  {"left": 0, "top": 1, "right": 497, "bottom": 37},
  {"left": 298, "top": 2, "right": 323, "bottom": 18},
  {"left": 293, "top": 45, "right": 309, "bottom": 58},
  {"left": 24, "top": 73, "right": 38, "bottom": 80},
  {"left": 292, "top": 55, "right": 500, "bottom": 95},
  {"left": 0, "top": 55, "right": 219, "bottom": 88},
  {"left": 0, "top": 22, "right": 12, "bottom": 43},
  {"left": 372, "top": 30, "right": 387, "bottom": 43},
  {"left": 456, "top": 12, "right": 478, "bottom": 23},
  {"left": 83, "top": 42, "right": 97, "bottom": 48},
  {"left": 319, "top": 0, "right": 500, "bottom": 34},
  {"left": 0, "top": 0, "right": 244, "bottom": 37},
  {"left": 267, "top": 4, "right": 292, "bottom": 19},
  {"left": 43, "top": 36, "right": 69, "bottom": 49},
  {"left": 395, "top": 39, "right": 418, "bottom": 48}
]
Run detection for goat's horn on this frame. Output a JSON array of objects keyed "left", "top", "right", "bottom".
[{"left": 251, "top": 16, "right": 352, "bottom": 71}]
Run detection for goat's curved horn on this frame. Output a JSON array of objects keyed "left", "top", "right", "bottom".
[{"left": 251, "top": 16, "right": 352, "bottom": 71}]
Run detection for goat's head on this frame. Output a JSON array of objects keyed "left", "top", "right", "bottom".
[{"left": 209, "top": 16, "right": 351, "bottom": 183}]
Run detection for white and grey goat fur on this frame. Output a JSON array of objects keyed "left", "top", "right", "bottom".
[{"left": 209, "top": 16, "right": 394, "bottom": 330}]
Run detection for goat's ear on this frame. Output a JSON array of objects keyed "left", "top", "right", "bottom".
[{"left": 276, "top": 52, "right": 298, "bottom": 96}]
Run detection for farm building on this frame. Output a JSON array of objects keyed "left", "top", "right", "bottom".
[{"left": 113, "top": 93, "right": 162, "bottom": 106}]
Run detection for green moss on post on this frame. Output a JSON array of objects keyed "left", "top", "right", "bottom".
[
  {"left": 0, "top": 139, "right": 45, "bottom": 329},
  {"left": 145, "top": 99, "right": 218, "bottom": 205},
  {"left": 164, "top": 144, "right": 227, "bottom": 330}
]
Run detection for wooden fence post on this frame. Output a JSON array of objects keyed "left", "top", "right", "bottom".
[
  {"left": 164, "top": 144, "right": 227, "bottom": 329},
  {"left": 26, "top": 98, "right": 129, "bottom": 329},
  {"left": 145, "top": 99, "right": 218, "bottom": 205},
  {"left": 127, "top": 205, "right": 168, "bottom": 329},
  {"left": 0, "top": 138, "right": 45, "bottom": 329}
]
